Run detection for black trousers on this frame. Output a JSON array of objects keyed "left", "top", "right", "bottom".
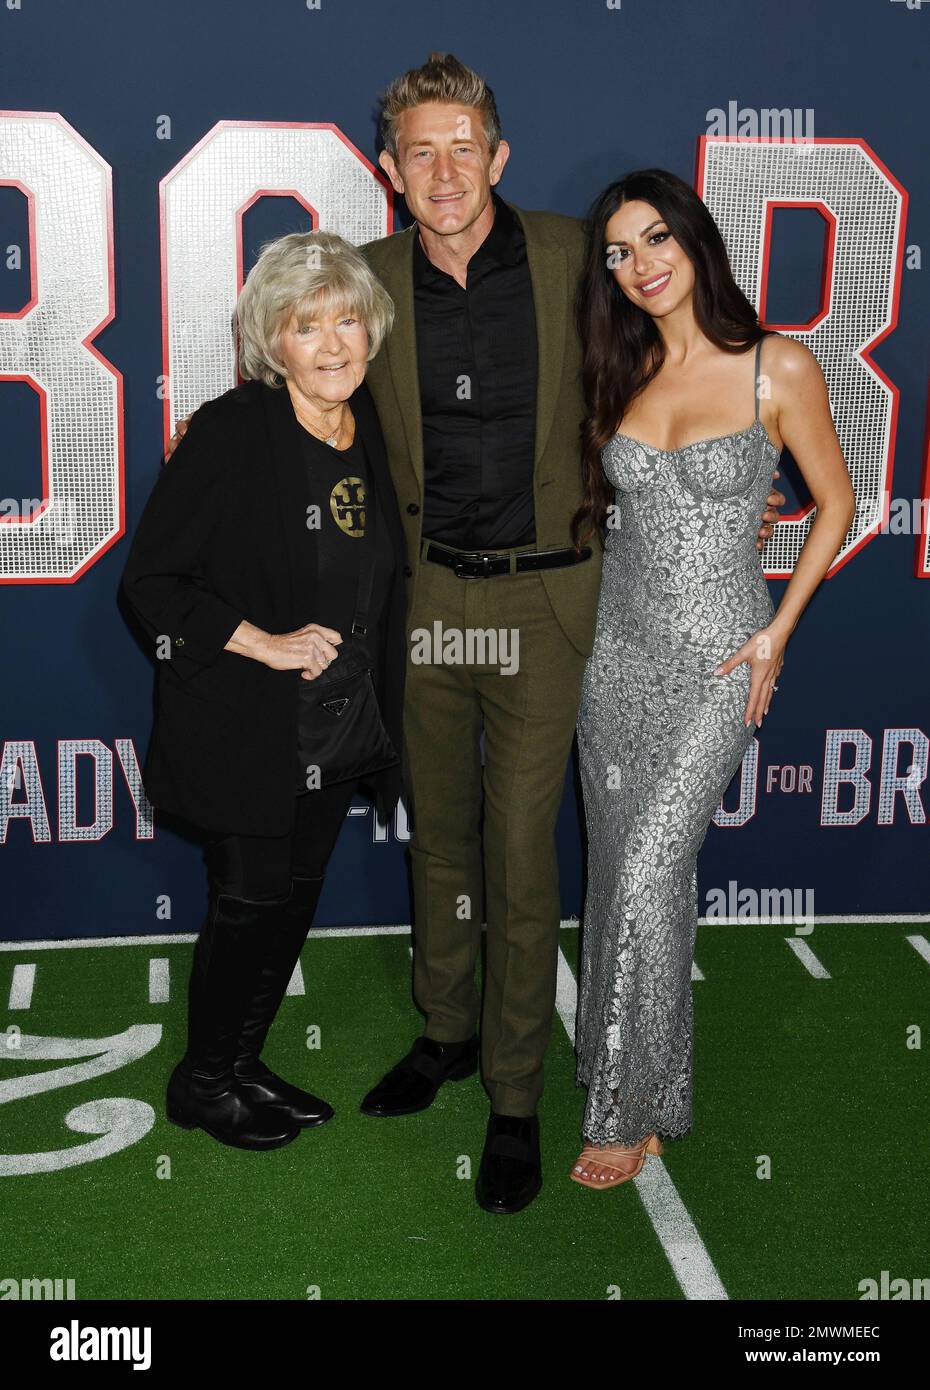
[{"left": 203, "top": 780, "right": 360, "bottom": 904}]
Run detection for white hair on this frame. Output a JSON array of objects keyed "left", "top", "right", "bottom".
[{"left": 236, "top": 230, "right": 394, "bottom": 387}]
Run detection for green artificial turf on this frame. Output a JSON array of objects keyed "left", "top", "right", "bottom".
[{"left": 1, "top": 922, "right": 926, "bottom": 1300}]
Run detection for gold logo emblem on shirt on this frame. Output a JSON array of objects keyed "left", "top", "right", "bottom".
[{"left": 330, "top": 477, "right": 366, "bottom": 537}]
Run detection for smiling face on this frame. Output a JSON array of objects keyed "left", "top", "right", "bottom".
[
  {"left": 604, "top": 199, "right": 695, "bottom": 319},
  {"left": 378, "top": 101, "right": 509, "bottom": 238},
  {"left": 275, "top": 301, "right": 370, "bottom": 410}
]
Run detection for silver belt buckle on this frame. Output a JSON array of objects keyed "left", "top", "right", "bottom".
[{"left": 453, "top": 551, "right": 492, "bottom": 579}]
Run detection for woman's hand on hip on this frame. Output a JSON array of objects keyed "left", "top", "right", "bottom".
[{"left": 712, "top": 625, "right": 786, "bottom": 728}]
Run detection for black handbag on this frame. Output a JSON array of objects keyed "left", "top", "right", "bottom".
[{"left": 295, "top": 458, "right": 399, "bottom": 791}]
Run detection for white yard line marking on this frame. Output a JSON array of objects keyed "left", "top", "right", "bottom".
[
  {"left": 286, "top": 960, "right": 305, "bottom": 997},
  {"left": 0, "top": 925, "right": 415, "bottom": 950},
  {"left": 554, "top": 947, "right": 578, "bottom": 1038},
  {"left": 148, "top": 958, "right": 170, "bottom": 1004},
  {"left": 633, "top": 1160, "right": 729, "bottom": 1299},
  {"left": 906, "top": 935, "right": 930, "bottom": 966},
  {"left": 784, "top": 937, "right": 831, "bottom": 979},
  {"left": 1, "top": 915, "right": 926, "bottom": 954},
  {"left": 1, "top": 934, "right": 200, "bottom": 951},
  {"left": 8, "top": 963, "right": 35, "bottom": 1010},
  {"left": 555, "top": 947, "right": 727, "bottom": 1301},
  {"left": 691, "top": 961, "right": 704, "bottom": 981},
  {"left": 698, "top": 914, "right": 930, "bottom": 925}
]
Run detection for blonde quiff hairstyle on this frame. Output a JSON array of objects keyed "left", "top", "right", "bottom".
[
  {"left": 237, "top": 230, "right": 394, "bottom": 388},
  {"left": 378, "top": 52, "right": 502, "bottom": 161}
]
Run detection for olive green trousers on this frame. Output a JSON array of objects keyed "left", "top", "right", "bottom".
[{"left": 402, "top": 551, "right": 589, "bottom": 1117}]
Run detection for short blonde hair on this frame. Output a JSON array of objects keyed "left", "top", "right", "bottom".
[
  {"left": 378, "top": 52, "right": 502, "bottom": 162},
  {"left": 236, "top": 230, "right": 394, "bottom": 388}
]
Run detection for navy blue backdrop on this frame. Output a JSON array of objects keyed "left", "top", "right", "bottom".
[{"left": 0, "top": 0, "right": 927, "bottom": 941}]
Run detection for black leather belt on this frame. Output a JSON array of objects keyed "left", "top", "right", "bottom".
[{"left": 422, "top": 539, "right": 592, "bottom": 579}]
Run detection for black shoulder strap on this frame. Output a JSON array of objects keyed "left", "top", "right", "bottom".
[{"left": 348, "top": 433, "right": 377, "bottom": 638}]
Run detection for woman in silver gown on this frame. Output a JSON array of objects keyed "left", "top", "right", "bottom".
[{"left": 569, "top": 169, "right": 855, "bottom": 1188}]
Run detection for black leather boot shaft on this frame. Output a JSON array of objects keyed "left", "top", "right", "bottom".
[
  {"left": 232, "top": 876, "right": 335, "bottom": 1127},
  {"left": 234, "top": 876, "right": 325, "bottom": 1075},
  {"left": 166, "top": 890, "right": 300, "bottom": 1150}
]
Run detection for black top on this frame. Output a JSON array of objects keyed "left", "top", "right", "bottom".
[
  {"left": 413, "top": 190, "right": 539, "bottom": 550},
  {"left": 119, "top": 378, "right": 408, "bottom": 837},
  {"left": 294, "top": 425, "right": 395, "bottom": 791},
  {"left": 296, "top": 427, "right": 395, "bottom": 641}
]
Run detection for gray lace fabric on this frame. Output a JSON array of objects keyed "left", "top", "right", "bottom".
[{"left": 575, "top": 336, "right": 779, "bottom": 1145}]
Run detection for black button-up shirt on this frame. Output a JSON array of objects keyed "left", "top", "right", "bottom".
[{"left": 413, "top": 192, "right": 538, "bottom": 550}]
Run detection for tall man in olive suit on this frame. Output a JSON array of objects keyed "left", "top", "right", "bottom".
[
  {"left": 355, "top": 53, "right": 782, "bottom": 1214},
  {"left": 356, "top": 56, "right": 599, "bottom": 1215}
]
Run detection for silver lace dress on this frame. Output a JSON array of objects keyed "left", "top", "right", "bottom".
[{"left": 575, "top": 335, "right": 779, "bottom": 1145}]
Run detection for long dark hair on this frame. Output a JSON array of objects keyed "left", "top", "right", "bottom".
[{"left": 571, "top": 168, "right": 765, "bottom": 550}]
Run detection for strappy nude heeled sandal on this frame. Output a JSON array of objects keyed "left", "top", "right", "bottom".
[{"left": 570, "top": 1132, "right": 663, "bottom": 1189}]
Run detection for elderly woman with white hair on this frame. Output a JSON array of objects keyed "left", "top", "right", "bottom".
[{"left": 121, "top": 231, "right": 407, "bottom": 1151}]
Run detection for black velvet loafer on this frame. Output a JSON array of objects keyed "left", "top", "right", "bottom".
[
  {"left": 475, "top": 1111, "right": 542, "bottom": 1214},
  {"left": 360, "top": 1034, "right": 479, "bottom": 1117}
]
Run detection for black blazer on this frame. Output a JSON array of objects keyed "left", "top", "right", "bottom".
[{"left": 120, "top": 377, "right": 408, "bottom": 836}]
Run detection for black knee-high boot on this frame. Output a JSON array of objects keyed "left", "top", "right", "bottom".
[
  {"left": 166, "top": 890, "right": 302, "bottom": 1150},
  {"left": 233, "top": 876, "right": 334, "bottom": 1128}
]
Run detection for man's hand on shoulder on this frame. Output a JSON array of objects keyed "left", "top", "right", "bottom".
[
  {"left": 164, "top": 413, "right": 192, "bottom": 464},
  {"left": 757, "top": 470, "right": 786, "bottom": 550}
]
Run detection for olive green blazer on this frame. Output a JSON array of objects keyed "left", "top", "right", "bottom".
[{"left": 360, "top": 201, "right": 603, "bottom": 657}]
